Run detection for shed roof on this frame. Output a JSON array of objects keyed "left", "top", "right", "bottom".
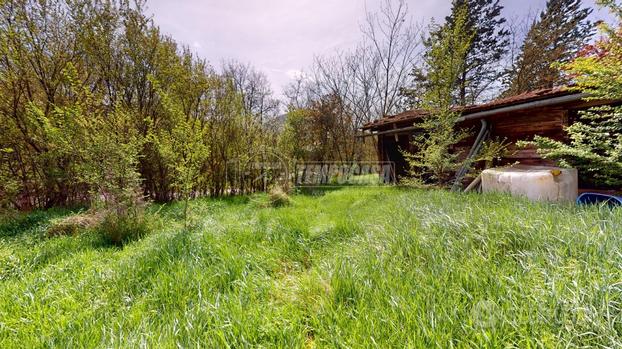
[{"left": 362, "top": 87, "right": 576, "bottom": 130}]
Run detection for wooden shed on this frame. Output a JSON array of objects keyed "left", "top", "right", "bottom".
[{"left": 360, "top": 87, "right": 620, "bottom": 189}]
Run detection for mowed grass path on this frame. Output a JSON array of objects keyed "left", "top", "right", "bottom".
[{"left": 1, "top": 187, "right": 622, "bottom": 348}]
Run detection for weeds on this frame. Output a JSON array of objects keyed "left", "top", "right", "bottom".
[{"left": 97, "top": 211, "right": 152, "bottom": 246}]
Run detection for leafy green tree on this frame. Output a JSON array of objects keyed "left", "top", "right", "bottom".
[
  {"left": 150, "top": 75, "right": 210, "bottom": 228},
  {"left": 279, "top": 94, "right": 358, "bottom": 164},
  {"left": 404, "top": 5, "right": 473, "bottom": 186},
  {"left": 39, "top": 64, "right": 145, "bottom": 212},
  {"left": 527, "top": 0, "right": 622, "bottom": 187},
  {"left": 0, "top": 0, "right": 280, "bottom": 210},
  {"left": 505, "top": 0, "right": 594, "bottom": 95},
  {"left": 279, "top": 108, "right": 315, "bottom": 163}
]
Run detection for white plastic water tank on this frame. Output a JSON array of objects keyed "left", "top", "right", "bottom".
[{"left": 481, "top": 165, "right": 578, "bottom": 203}]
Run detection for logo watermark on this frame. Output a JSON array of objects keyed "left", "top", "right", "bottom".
[
  {"left": 293, "top": 161, "right": 395, "bottom": 187},
  {"left": 226, "top": 150, "right": 290, "bottom": 194},
  {"left": 471, "top": 300, "right": 502, "bottom": 329},
  {"left": 226, "top": 156, "right": 396, "bottom": 191}
]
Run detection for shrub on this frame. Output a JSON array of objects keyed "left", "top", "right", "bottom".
[
  {"left": 268, "top": 186, "right": 291, "bottom": 207},
  {"left": 0, "top": 208, "right": 19, "bottom": 227},
  {"left": 98, "top": 211, "right": 151, "bottom": 246},
  {"left": 527, "top": 107, "right": 622, "bottom": 187},
  {"left": 45, "top": 208, "right": 152, "bottom": 246}
]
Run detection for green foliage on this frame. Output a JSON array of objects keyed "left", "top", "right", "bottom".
[
  {"left": 529, "top": 107, "right": 622, "bottom": 187},
  {"left": 279, "top": 108, "right": 315, "bottom": 162},
  {"left": 505, "top": 0, "right": 594, "bottom": 94},
  {"left": 563, "top": 3, "right": 622, "bottom": 100},
  {"left": 1, "top": 187, "right": 622, "bottom": 346},
  {"left": 150, "top": 76, "right": 211, "bottom": 227},
  {"left": 404, "top": 113, "right": 470, "bottom": 186},
  {"left": 0, "top": 0, "right": 280, "bottom": 210},
  {"left": 476, "top": 137, "right": 513, "bottom": 166},
  {"left": 0, "top": 149, "right": 23, "bottom": 208},
  {"left": 527, "top": 2, "right": 622, "bottom": 187},
  {"left": 0, "top": 0, "right": 141, "bottom": 208},
  {"left": 97, "top": 210, "right": 152, "bottom": 246},
  {"left": 403, "top": 5, "right": 473, "bottom": 186},
  {"left": 279, "top": 94, "right": 364, "bottom": 164},
  {"left": 64, "top": 67, "right": 146, "bottom": 215},
  {"left": 443, "top": 0, "right": 510, "bottom": 105}
]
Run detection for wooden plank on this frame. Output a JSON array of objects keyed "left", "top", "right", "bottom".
[{"left": 504, "top": 148, "right": 542, "bottom": 159}]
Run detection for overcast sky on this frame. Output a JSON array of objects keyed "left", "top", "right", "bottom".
[{"left": 145, "top": 0, "right": 614, "bottom": 98}]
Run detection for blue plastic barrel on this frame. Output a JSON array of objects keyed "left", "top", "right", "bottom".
[{"left": 577, "top": 192, "right": 622, "bottom": 206}]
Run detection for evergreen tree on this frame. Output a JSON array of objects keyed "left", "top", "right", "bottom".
[
  {"left": 406, "top": 0, "right": 509, "bottom": 106},
  {"left": 450, "top": 0, "right": 510, "bottom": 105},
  {"left": 526, "top": 1, "right": 622, "bottom": 188},
  {"left": 505, "top": 0, "right": 594, "bottom": 95}
]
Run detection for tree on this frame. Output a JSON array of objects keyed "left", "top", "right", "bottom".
[
  {"left": 501, "top": 11, "right": 538, "bottom": 91},
  {"left": 505, "top": 0, "right": 594, "bottom": 95},
  {"left": 405, "top": 0, "right": 509, "bottom": 106},
  {"left": 279, "top": 94, "right": 357, "bottom": 164},
  {"left": 361, "top": 0, "right": 423, "bottom": 117},
  {"left": 0, "top": 0, "right": 281, "bottom": 210},
  {"left": 279, "top": 108, "right": 315, "bottom": 163},
  {"left": 221, "top": 61, "right": 280, "bottom": 124},
  {"left": 307, "top": 0, "right": 422, "bottom": 127},
  {"left": 526, "top": 1, "right": 622, "bottom": 188},
  {"left": 450, "top": 0, "right": 510, "bottom": 104},
  {"left": 403, "top": 5, "right": 473, "bottom": 186},
  {"left": 221, "top": 61, "right": 281, "bottom": 192},
  {"left": 282, "top": 0, "right": 421, "bottom": 167},
  {"left": 151, "top": 75, "right": 210, "bottom": 229}
]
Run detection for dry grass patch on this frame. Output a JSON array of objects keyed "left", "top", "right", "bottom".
[{"left": 45, "top": 211, "right": 104, "bottom": 237}]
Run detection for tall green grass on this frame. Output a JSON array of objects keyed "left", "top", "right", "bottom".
[{"left": 1, "top": 187, "right": 622, "bottom": 347}]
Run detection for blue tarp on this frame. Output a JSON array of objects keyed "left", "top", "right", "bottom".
[{"left": 577, "top": 193, "right": 622, "bottom": 206}]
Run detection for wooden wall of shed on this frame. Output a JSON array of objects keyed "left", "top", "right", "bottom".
[
  {"left": 369, "top": 99, "right": 620, "bottom": 187},
  {"left": 487, "top": 107, "right": 568, "bottom": 166},
  {"left": 374, "top": 107, "right": 573, "bottom": 182}
]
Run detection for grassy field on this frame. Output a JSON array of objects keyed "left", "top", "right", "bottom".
[{"left": 1, "top": 187, "right": 622, "bottom": 348}]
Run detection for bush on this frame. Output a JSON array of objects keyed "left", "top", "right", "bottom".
[
  {"left": 402, "top": 5, "right": 472, "bottom": 187},
  {"left": 0, "top": 208, "right": 19, "bottom": 227},
  {"left": 268, "top": 186, "right": 291, "bottom": 207},
  {"left": 98, "top": 212, "right": 152, "bottom": 246},
  {"left": 527, "top": 107, "right": 622, "bottom": 188}
]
